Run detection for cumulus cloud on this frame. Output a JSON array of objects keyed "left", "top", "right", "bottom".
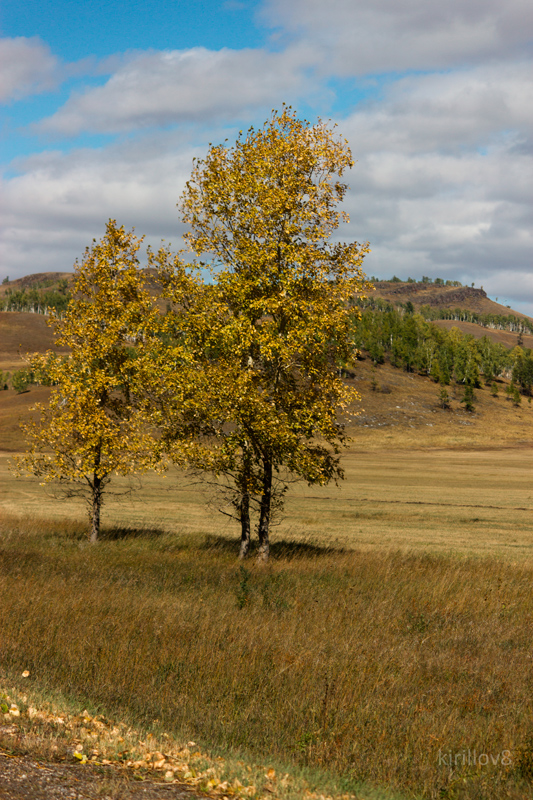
[
  {"left": 3, "top": 55, "right": 532, "bottom": 307},
  {"left": 2, "top": 4, "right": 532, "bottom": 311},
  {"left": 36, "top": 45, "right": 313, "bottom": 136},
  {"left": 0, "top": 37, "right": 61, "bottom": 102},
  {"left": 0, "top": 132, "right": 201, "bottom": 277},
  {"left": 336, "top": 63, "right": 533, "bottom": 299},
  {"left": 263, "top": 0, "right": 533, "bottom": 74},
  {"left": 345, "top": 62, "right": 533, "bottom": 156}
]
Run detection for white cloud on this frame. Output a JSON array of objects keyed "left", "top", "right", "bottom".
[
  {"left": 330, "top": 62, "right": 533, "bottom": 300},
  {"left": 37, "top": 45, "right": 313, "bottom": 136},
  {"left": 263, "top": 0, "right": 533, "bottom": 74},
  {"left": 0, "top": 132, "right": 202, "bottom": 277},
  {"left": 0, "top": 37, "right": 60, "bottom": 102},
  {"left": 345, "top": 62, "right": 533, "bottom": 156}
]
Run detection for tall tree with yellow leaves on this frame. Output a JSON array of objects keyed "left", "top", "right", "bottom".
[
  {"left": 14, "top": 221, "right": 161, "bottom": 542},
  {"left": 170, "top": 107, "right": 370, "bottom": 559}
]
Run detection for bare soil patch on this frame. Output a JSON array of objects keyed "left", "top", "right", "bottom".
[
  {"left": 0, "top": 313, "right": 62, "bottom": 365},
  {"left": 432, "top": 318, "right": 533, "bottom": 349},
  {"left": 0, "top": 746, "right": 199, "bottom": 800}
]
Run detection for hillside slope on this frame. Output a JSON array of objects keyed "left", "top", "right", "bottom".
[
  {"left": 371, "top": 280, "right": 533, "bottom": 322},
  {"left": 0, "top": 272, "right": 73, "bottom": 297},
  {"left": 364, "top": 280, "right": 533, "bottom": 350},
  {"left": 1, "top": 273, "right": 532, "bottom": 451},
  {"left": 0, "top": 312, "right": 66, "bottom": 371},
  {"left": 347, "top": 357, "right": 532, "bottom": 450}
]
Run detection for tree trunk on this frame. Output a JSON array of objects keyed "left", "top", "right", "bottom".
[
  {"left": 239, "top": 488, "right": 251, "bottom": 559},
  {"left": 257, "top": 456, "right": 272, "bottom": 562},
  {"left": 238, "top": 441, "right": 252, "bottom": 559},
  {"left": 89, "top": 473, "right": 103, "bottom": 543}
]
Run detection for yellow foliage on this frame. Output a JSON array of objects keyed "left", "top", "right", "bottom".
[
  {"left": 164, "top": 108, "right": 371, "bottom": 558},
  {"left": 13, "top": 221, "right": 163, "bottom": 541}
]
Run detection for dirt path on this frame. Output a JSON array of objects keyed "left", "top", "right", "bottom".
[{"left": 0, "top": 748, "right": 201, "bottom": 800}]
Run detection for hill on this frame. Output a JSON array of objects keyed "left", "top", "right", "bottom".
[
  {"left": 371, "top": 279, "right": 533, "bottom": 321},
  {"left": 0, "top": 272, "right": 74, "bottom": 297},
  {"left": 1, "top": 271, "right": 532, "bottom": 452},
  {"left": 0, "top": 312, "right": 66, "bottom": 368},
  {"left": 347, "top": 356, "right": 532, "bottom": 450},
  {"left": 368, "top": 279, "right": 533, "bottom": 349}
]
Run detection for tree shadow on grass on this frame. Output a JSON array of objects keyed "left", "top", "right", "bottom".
[
  {"left": 202, "top": 534, "right": 347, "bottom": 560},
  {"left": 99, "top": 525, "right": 166, "bottom": 541}
]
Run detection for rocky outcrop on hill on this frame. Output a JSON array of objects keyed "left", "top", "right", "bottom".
[
  {"left": 374, "top": 281, "right": 486, "bottom": 301},
  {"left": 372, "top": 282, "right": 489, "bottom": 310},
  {"left": 0, "top": 272, "right": 73, "bottom": 294},
  {"left": 418, "top": 287, "right": 487, "bottom": 306}
]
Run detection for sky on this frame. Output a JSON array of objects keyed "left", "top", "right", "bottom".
[{"left": 1, "top": 0, "right": 532, "bottom": 312}]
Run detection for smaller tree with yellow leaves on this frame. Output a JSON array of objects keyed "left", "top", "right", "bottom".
[{"left": 14, "top": 221, "right": 161, "bottom": 542}]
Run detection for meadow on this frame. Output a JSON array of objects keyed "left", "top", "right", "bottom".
[
  {"left": 2, "top": 442, "right": 533, "bottom": 560},
  {"left": 2, "top": 435, "right": 533, "bottom": 800}
]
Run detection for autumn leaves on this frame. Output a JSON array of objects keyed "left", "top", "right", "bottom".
[{"left": 16, "top": 109, "right": 370, "bottom": 557}]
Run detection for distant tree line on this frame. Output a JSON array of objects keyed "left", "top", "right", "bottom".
[
  {"left": 0, "top": 280, "right": 71, "bottom": 315},
  {"left": 369, "top": 276, "right": 463, "bottom": 286},
  {"left": 417, "top": 304, "right": 533, "bottom": 335},
  {"left": 0, "top": 368, "right": 36, "bottom": 393},
  {"left": 351, "top": 303, "right": 533, "bottom": 396},
  {"left": 357, "top": 296, "right": 533, "bottom": 336}
]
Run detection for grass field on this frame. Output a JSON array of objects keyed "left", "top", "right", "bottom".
[
  {"left": 2, "top": 441, "right": 533, "bottom": 561},
  {"left": 2, "top": 511, "right": 533, "bottom": 800},
  {"left": 2, "top": 440, "right": 533, "bottom": 799}
]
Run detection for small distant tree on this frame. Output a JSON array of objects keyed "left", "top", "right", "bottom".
[
  {"left": 11, "top": 369, "right": 31, "bottom": 394},
  {"left": 438, "top": 387, "right": 451, "bottom": 409},
  {"left": 368, "top": 337, "right": 385, "bottom": 364},
  {"left": 13, "top": 221, "right": 161, "bottom": 542},
  {"left": 490, "top": 381, "right": 499, "bottom": 397},
  {"left": 461, "top": 384, "right": 476, "bottom": 413}
]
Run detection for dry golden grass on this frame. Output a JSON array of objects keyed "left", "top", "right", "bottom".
[
  {"left": 431, "top": 320, "right": 533, "bottom": 350},
  {"left": 349, "top": 359, "right": 533, "bottom": 450},
  {"left": 1, "top": 515, "right": 533, "bottom": 800},
  {"left": 0, "top": 312, "right": 67, "bottom": 371},
  {"left": 3, "top": 361, "right": 532, "bottom": 561},
  {"left": 2, "top": 444, "right": 533, "bottom": 561}
]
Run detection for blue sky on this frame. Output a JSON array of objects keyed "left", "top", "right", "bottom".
[
  {"left": 1, "top": 1, "right": 265, "bottom": 57},
  {"left": 1, "top": 0, "right": 532, "bottom": 312}
]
